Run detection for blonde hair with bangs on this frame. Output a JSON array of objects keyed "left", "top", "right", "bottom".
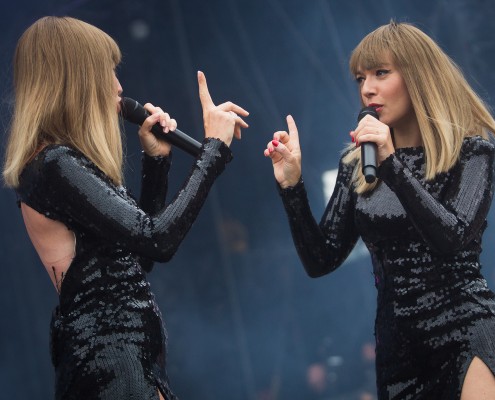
[
  {"left": 3, "top": 16, "right": 123, "bottom": 187},
  {"left": 345, "top": 21, "right": 495, "bottom": 193}
]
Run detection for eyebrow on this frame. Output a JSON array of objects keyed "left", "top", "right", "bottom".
[{"left": 355, "top": 63, "right": 392, "bottom": 75}]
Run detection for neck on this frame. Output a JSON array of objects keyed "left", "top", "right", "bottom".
[{"left": 393, "top": 118, "right": 422, "bottom": 148}]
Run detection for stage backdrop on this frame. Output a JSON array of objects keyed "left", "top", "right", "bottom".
[{"left": 1, "top": 1, "right": 495, "bottom": 399}]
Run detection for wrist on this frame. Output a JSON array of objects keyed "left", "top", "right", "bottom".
[
  {"left": 280, "top": 176, "right": 302, "bottom": 189},
  {"left": 277, "top": 176, "right": 304, "bottom": 195},
  {"left": 144, "top": 149, "right": 171, "bottom": 157}
]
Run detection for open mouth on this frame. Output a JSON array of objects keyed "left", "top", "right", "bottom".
[{"left": 368, "top": 103, "right": 383, "bottom": 112}]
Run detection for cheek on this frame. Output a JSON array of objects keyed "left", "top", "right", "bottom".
[
  {"left": 396, "top": 79, "right": 410, "bottom": 102},
  {"left": 398, "top": 90, "right": 413, "bottom": 113},
  {"left": 390, "top": 82, "right": 411, "bottom": 111}
]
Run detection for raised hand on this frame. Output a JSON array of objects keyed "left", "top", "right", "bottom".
[
  {"left": 264, "top": 115, "right": 302, "bottom": 188},
  {"left": 197, "top": 71, "right": 249, "bottom": 147}
]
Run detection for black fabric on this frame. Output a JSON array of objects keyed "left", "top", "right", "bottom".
[
  {"left": 279, "top": 135, "right": 495, "bottom": 399},
  {"left": 16, "top": 138, "right": 232, "bottom": 400}
]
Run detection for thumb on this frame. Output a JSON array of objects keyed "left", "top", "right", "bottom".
[
  {"left": 273, "top": 140, "right": 295, "bottom": 161},
  {"left": 198, "top": 71, "right": 215, "bottom": 112}
]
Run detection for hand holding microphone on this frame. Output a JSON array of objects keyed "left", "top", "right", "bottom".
[
  {"left": 121, "top": 97, "right": 202, "bottom": 157},
  {"left": 352, "top": 106, "right": 395, "bottom": 183},
  {"left": 357, "top": 107, "right": 379, "bottom": 183}
]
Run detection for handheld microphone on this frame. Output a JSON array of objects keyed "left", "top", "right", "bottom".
[
  {"left": 120, "top": 97, "right": 202, "bottom": 157},
  {"left": 357, "top": 107, "right": 379, "bottom": 183}
]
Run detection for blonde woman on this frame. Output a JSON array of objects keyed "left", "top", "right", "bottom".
[
  {"left": 4, "top": 16, "right": 248, "bottom": 400},
  {"left": 265, "top": 22, "right": 495, "bottom": 399}
]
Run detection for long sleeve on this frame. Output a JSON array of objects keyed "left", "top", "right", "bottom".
[
  {"left": 279, "top": 155, "right": 360, "bottom": 278},
  {"left": 18, "top": 138, "right": 232, "bottom": 263},
  {"left": 137, "top": 152, "right": 172, "bottom": 271},
  {"left": 139, "top": 152, "right": 172, "bottom": 214},
  {"left": 378, "top": 136, "right": 494, "bottom": 254}
]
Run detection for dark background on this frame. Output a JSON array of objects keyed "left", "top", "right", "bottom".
[{"left": 1, "top": 1, "right": 495, "bottom": 399}]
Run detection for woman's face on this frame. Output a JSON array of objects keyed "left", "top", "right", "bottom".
[
  {"left": 355, "top": 54, "right": 416, "bottom": 134},
  {"left": 115, "top": 73, "right": 123, "bottom": 112}
]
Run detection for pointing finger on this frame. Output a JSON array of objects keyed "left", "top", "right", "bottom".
[
  {"left": 286, "top": 115, "right": 300, "bottom": 144},
  {"left": 198, "top": 71, "right": 215, "bottom": 112}
]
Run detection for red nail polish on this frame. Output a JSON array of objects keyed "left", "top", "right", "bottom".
[
  {"left": 272, "top": 140, "right": 279, "bottom": 147},
  {"left": 351, "top": 136, "right": 355, "bottom": 143}
]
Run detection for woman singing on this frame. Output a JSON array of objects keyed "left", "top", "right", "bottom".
[
  {"left": 3, "top": 16, "right": 248, "bottom": 400},
  {"left": 265, "top": 21, "right": 495, "bottom": 399}
]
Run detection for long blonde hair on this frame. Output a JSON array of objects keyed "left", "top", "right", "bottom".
[
  {"left": 345, "top": 21, "right": 495, "bottom": 193},
  {"left": 3, "top": 16, "right": 123, "bottom": 188}
]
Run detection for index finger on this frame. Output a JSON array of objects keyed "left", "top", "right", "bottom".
[
  {"left": 286, "top": 115, "right": 300, "bottom": 143},
  {"left": 198, "top": 71, "right": 215, "bottom": 112}
]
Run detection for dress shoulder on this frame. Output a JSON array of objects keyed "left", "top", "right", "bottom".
[
  {"left": 461, "top": 135, "right": 495, "bottom": 157},
  {"left": 41, "top": 145, "right": 102, "bottom": 174}
]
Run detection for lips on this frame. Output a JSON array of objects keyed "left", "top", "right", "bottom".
[{"left": 368, "top": 103, "right": 383, "bottom": 112}]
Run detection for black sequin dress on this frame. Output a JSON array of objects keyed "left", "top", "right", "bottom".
[
  {"left": 16, "top": 138, "right": 232, "bottom": 400},
  {"left": 279, "top": 136, "right": 495, "bottom": 399}
]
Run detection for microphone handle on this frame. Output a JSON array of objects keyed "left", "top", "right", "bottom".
[
  {"left": 149, "top": 125, "right": 202, "bottom": 157},
  {"left": 121, "top": 97, "right": 202, "bottom": 157},
  {"left": 361, "top": 143, "right": 377, "bottom": 183},
  {"left": 357, "top": 107, "right": 379, "bottom": 183}
]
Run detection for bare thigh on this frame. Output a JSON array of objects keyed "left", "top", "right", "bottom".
[{"left": 461, "top": 356, "right": 495, "bottom": 400}]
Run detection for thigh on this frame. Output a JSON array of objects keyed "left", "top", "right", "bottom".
[{"left": 461, "top": 356, "right": 495, "bottom": 400}]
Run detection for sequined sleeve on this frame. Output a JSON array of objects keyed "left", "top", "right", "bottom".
[
  {"left": 137, "top": 153, "right": 172, "bottom": 271},
  {"left": 26, "top": 138, "right": 232, "bottom": 263},
  {"left": 279, "top": 155, "right": 360, "bottom": 277},
  {"left": 378, "top": 136, "right": 494, "bottom": 254},
  {"left": 139, "top": 152, "right": 172, "bottom": 215}
]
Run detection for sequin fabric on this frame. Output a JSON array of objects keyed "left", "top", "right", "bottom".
[
  {"left": 16, "top": 138, "right": 232, "bottom": 400},
  {"left": 279, "top": 136, "right": 495, "bottom": 399}
]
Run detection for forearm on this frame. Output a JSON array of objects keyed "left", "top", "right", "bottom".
[
  {"left": 279, "top": 177, "right": 358, "bottom": 277},
  {"left": 139, "top": 152, "right": 172, "bottom": 215},
  {"left": 149, "top": 138, "right": 232, "bottom": 261}
]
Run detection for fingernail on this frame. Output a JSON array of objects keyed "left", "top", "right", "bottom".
[
  {"left": 272, "top": 140, "right": 279, "bottom": 147},
  {"left": 269, "top": 148, "right": 274, "bottom": 154}
]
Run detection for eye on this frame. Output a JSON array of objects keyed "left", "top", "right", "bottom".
[
  {"left": 376, "top": 69, "right": 391, "bottom": 77},
  {"left": 355, "top": 76, "right": 364, "bottom": 84}
]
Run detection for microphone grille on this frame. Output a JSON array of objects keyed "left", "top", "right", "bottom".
[
  {"left": 120, "top": 97, "right": 146, "bottom": 125},
  {"left": 357, "top": 106, "right": 379, "bottom": 122}
]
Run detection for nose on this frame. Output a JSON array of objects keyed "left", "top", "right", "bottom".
[
  {"left": 361, "top": 76, "right": 376, "bottom": 99},
  {"left": 115, "top": 76, "right": 123, "bottom": 96}
]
